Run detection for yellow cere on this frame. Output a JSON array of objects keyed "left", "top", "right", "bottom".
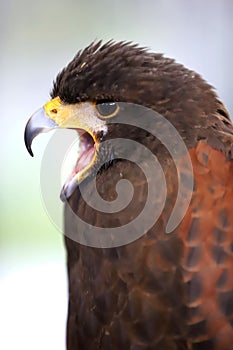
[
  {"left": 44, "top": 97, "right": 70, "bottom": 125},
  {"left": 43, "top": 97, "right": 106, "bottom": 147}
]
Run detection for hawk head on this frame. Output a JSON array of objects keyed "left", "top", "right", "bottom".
[{"left": 24, "top": 40, "right": 228, "bottom": 200}]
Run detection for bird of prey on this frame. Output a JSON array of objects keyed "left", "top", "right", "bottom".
[{"left": 24, "top": 41, "right": 233, "bottom": 350}]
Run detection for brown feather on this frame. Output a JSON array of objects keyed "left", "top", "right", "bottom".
[{"left": 52, "top": 41, "right": 233, "bottom": 349}]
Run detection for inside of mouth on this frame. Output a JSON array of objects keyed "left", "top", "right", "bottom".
[
  {"left": 72, "top": 131, "right": 96, "bottom": 177},
  {"left": 60, "top": 130, "right": 96, "bottom": 200}
]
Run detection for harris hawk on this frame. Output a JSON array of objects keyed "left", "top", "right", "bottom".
[{"left": 24, "top": 41, "right": 233, "bottom": 350}]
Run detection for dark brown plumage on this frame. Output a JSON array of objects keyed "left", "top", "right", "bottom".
[{"left": 25, "top": 41, "right": 233, "bottom": 349}]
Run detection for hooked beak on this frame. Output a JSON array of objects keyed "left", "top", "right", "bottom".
[
  {"left": 24, "top": 107, "right": 58, "bottom": 156},
  {"left": 24, "top": 97, "right": 107, "bottom": 200}
]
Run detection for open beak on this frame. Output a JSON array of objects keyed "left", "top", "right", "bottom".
[{"left": 24, "top": 97, "right": 107, "bottom": 200}]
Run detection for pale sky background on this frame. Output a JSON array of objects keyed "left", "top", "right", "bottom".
[{"left": 1, "top": 1, "right": 233, "bottom": 349}]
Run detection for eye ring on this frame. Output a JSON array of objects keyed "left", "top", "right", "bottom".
[{"left": 96, "top": 101, "right": 119, "bottom": 118}]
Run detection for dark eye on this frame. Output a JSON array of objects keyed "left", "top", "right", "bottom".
[{"left": 96, "top": 101, "right": 118, "bottom": 117}]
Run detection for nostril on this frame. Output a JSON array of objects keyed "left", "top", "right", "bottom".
[{"left": 51, "top": 109, "right": 58, "bottom": 114}]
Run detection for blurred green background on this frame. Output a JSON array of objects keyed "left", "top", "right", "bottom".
[{"left": 1, "top": 0, "right": 232, "bottom": 349}]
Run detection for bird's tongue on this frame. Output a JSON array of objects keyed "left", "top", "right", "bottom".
[{"left": 74, "top": 144, "right": 95, "bottom": 175}]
